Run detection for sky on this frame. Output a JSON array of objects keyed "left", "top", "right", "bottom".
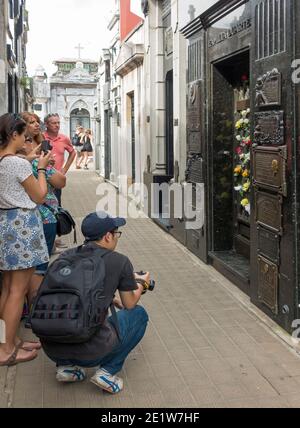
[{"left": 26, "top": 0, "right": 115, "bottom": 77}]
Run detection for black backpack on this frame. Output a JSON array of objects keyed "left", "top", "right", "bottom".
[
  {"left": 28, "top": 244, "right": 118, "bottom": 343},
  {"left": 44, "top": 204, "right": 77, "bottom": 244},
  {"left": 72, "top": 134, "right": 80, "bottom": 146}
]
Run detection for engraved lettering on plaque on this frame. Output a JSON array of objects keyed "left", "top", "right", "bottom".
[
  {"left": 258, "top": 255, "right": 278, "bottom": 314},
  {"left": 255, "top": 191, "right": 283, "bottom": 234},
  {"left": 257, "top": 226, "right": 280, "bottom": 264},
  {"left": 186, "top": 154, "right": 204, "bottom": 183},
  {"left": 254, "top": 111, "right": 284, "bottom": 146},
  {"left": 255, "top": 69, "right": 282, "bottom": 107},
  {"left": 253, "top": 146, "right": 287, "bottom": 196}
]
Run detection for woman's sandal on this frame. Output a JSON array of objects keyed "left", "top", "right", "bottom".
[
  {"left": 16, "top": 340, "right": 42, "bottom": 351},
  {"left": 0, "top": 347, "right": 38, "bottom": 367}
]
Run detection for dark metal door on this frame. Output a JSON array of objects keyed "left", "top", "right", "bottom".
[
  {"left": 130, "top": 94, "right": 136, "bottom": 183},
  {"left": 184, "top": 36, "right": 207, "bottom": 263},
  {"left": 104, "top": 110, "right": 111, "bottom": 180},
  {"left": 165, "top": 70, "right": 174, "bottom": 177},
  {"left": 250, "top": 0, "right": 296, "bottom": 332}
]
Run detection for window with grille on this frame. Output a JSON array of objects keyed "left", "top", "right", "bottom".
[
  {"left": 255, "top": 0, "right": 286, "bottom": 60},
  {"left": 162, "top": 0, "right": 171, "bottom": 17},
  {"left": 188, "top": 39, "right": 201, "bottom": 82}
]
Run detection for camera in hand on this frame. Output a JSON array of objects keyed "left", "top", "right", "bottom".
[
  {"left": 136, "top": 271, "right": 155, "bottom": 293},
  {"left": 41, "top": 140, "right": 52, "bottom": 154}
]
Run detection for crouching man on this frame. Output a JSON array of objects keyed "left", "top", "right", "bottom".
[{"left": 41, "top": 211, "right": 149, "bottom": 394}]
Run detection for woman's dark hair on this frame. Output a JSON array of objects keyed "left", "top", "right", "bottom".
[{"left": 0, "top": 113, "right": 27, "bottom": 149}]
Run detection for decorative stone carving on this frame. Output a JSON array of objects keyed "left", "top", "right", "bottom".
[{"left": 141, "top": 0, "right": 149, "bottom": 16}]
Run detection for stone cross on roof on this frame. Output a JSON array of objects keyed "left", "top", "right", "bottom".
[
  {"left": 188, "top": 4, "right": 196, "bottom": 21},
  {"left": 75, "top": 43, "right": 84, "bottom": 59}
]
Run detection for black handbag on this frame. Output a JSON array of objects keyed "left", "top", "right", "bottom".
[{"left": 44, "top": 204, "right": 77, "bottom": 243}]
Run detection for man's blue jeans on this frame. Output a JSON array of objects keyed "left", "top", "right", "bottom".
[{"left": 53, "top": 306, "right": 149, "bottom": 375}]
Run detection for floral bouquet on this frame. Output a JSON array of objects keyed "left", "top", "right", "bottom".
[{"left": 234, "top": 108, "right": 251, "bottom": 216}]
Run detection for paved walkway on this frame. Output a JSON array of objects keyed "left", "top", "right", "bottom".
[{"left": 2, "top": 170, "right": 300, "bottom": 408}]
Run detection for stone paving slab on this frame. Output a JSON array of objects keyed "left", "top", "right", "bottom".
[{"left": 1, "top": 170, "right": 300, "bottom": 408}]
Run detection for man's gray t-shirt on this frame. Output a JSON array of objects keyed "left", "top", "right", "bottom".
[{"left": 42, "top": 248, "right": 138, "bottom": 362}]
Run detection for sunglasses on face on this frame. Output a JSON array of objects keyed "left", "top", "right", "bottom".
[{"left": 111, "top": 231, "right": 122, "bottom": 238}]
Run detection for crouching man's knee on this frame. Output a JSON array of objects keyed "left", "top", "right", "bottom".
[{"left": 132, "top": 305, "right": 149, "bottom": 326}]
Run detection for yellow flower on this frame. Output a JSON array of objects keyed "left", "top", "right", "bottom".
[
  {"left": 242, "top": 169, "right": 249, "bottom": 178},
  {"left": 241, "top": 198, "right": 249, "bottom": 207},
  {"left": 235, "top": 120, "right": 241, "bottom": 129},
  {"left": 243, "top": 181, "right": 251, "bottom": 192},
  {"left": 234, "top": 166, "right": 242, "bottom": 174}
]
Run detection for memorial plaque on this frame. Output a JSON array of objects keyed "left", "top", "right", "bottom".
[
  {"left": 186, "top": 155, "right": 204, "bottom": 183},
  {"left": 253, "top": 146, "right": 287, "bottom": 196},
  {"left": 255, "top": 190, "right": 283, "bottom": 234},
  {"left": 187, "top": 81, "right": 201, "bottom": 132},
  {"left": 258, "top": 255, "right": 278, "bottom": 314},
  {"left": 254, "top": 111, "right": 284, "bottom": 146},
  {"left": 255, "top": 69, "right": 282, "bottom": 107},
  {"left": 187, "top": 131, "right": 202, "bottom": 153},
  {"left": 257, "top": 226, "right": 280, "bottom": 264}
]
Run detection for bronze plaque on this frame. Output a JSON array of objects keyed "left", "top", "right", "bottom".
[
  {"left": 253, "top": 146, "right": 287, "bottom": 196},
  {"left": 255, "top": 190, "right": 283, "bottom": 234},
  {"left": 186, "top": 155, "right": 204, "bottom": 183},
  {"left": 257, "top": 226, "right": 280, "bottom": 264},
  {"left": 187, "top": 81, "right": 201, "bottom": 132},
  {"left": 258, "top": 255, "right": 278, "bottom": 314},
  {"left": 254, "top": 111, "right": 284, "bottom": 146},
  {"left": 255, "top": 69, "right": 282, "bottom": 107}
]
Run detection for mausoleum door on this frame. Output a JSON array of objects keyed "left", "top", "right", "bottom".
[
  {"left": 250, "top": 0, "right": 296, "bottom": 332},
  {"left": 209, "top": 48, "right": 251, "bottom": 295}
]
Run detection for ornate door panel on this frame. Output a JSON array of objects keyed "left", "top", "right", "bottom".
[{"left": 250, "top": 0, "right": 296, "bottom": 332}]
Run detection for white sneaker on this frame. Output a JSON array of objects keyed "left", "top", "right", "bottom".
[
  {"left": 90, "top": 368, "right": 123, "bottom": 394},
  {"left": 56, "top": 366, "right": 86, "bottom": 383}
]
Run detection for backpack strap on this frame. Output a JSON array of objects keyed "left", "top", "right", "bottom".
[
  {"left": 80, "top": 244, "right": 122, "bottom": 341},
  {"left": 110, "top": 303, "right": 121, "bottom": 342}
]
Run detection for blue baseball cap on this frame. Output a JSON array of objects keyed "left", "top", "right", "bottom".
[{"left": 81, "top": 211, "right": 126, "bottom": 242}]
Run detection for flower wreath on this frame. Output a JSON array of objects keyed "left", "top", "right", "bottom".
[{"left": 234, "top": 108, "right": 251, "bottom": 215}]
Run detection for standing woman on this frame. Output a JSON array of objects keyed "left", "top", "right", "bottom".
[
  {"left": 20, "top": 112, "right": 66, "bottom": 304},
  {"left": 79, "top": 129, "right": 93, "bottom": 170},
  {"left": 20, "top": 111, "right": 43, "bottom": 146},
  {"left": 0, "top": 113, "right": 50, "bottom": 366}
]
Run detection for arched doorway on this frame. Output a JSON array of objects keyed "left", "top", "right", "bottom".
[{"left": 70, "top": 108, "right": 90, "bottom": 138}]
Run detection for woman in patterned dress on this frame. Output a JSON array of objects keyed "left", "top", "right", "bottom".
[
  {"left": 20, "top": 112, "right": 66, "bottom": 304},
  {"left": 0, "top": 113, "right": 51, "bottom": 366}
]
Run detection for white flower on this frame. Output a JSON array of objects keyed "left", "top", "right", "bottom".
[
  {"left": 244, "top": 119, "right": 249, "bottom": 125},
  {"left": 242, "top": 110, "right": 247, "bottom": 118},
  {"left": 239, "top": 119, "right": 244, "bottom": 124},
  {"left": 245, "top": 204, "right": 251, "bottom": 215},
  {"left": 236, "top": 135, "right": 241, "bottom": 141},
  {"left": 247, "top": 108, "right": 251, "bottom": 114},
  {"left": 234, "top": 186, "right": 242, "bottom": 191}
]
